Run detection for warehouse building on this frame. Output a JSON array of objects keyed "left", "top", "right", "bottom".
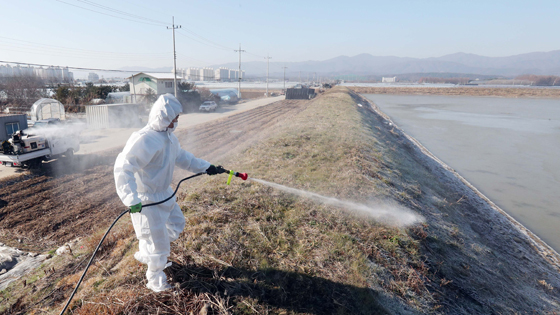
[{"left": 128, "top": 72, "right": 184, "bottom": 103}]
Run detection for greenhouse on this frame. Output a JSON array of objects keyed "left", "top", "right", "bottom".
[{"left": 29, "top": 98, "right": 66, "bottom": 121}]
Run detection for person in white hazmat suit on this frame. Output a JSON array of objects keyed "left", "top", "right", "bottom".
[{"left": 114, "top": 94, "right": 221, "bottom": 292}]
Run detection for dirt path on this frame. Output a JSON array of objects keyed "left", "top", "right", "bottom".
[
  {"left": 0, "top": 100, "right": 306, "bottom": 252},
  {"left": 76, "top": 95, "right": 285, "bottom": 156}
]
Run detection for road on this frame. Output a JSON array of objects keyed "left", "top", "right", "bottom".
[{"left": 0, "top": 96, "right": 284, "bottom": 180}]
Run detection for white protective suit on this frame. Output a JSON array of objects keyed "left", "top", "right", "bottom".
[{"left": 114, "top": 94, "right": 210, "bottom": 292}]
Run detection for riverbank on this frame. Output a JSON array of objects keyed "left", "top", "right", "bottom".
[
  {"left": 349, "top": 86, "right": 560, "bottom": 98},
  {"left": 363, "top": 93, "right": 560, "bottom": 252},
  {"left": 1, "top": 87, "right": 560, "bottom": 313}
]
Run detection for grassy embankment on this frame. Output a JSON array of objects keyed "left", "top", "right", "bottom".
[
  {"left": 2, "top": 88, "right": 432, "bottom": 314},
  {"left": 3, "top": 87, "right": 560, "bottom": 314}
]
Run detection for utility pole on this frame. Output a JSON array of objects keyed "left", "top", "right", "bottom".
[
  {"left": 234, "top": 44, "right": 245, "bottom": 99},
  {"left": 282, "top": 66, "right": 288, "bottom": 91},
  {"left": 299, "top": 71, "right": 301, "bottom": 84},
  {"left": 167, "top": 17, "right": 181, "bottom": 97},
  {"left": 265, "top": 54, "right": 272, "bottom": 97}
]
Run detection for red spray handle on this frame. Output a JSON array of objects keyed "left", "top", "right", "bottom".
[
  {"left": 236, "top": 172, "right": 248, "bottom": 180},
  {"left": 226, "top": 170, "right": 248, "bottom": 185}
]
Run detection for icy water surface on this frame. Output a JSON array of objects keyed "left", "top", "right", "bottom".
[{"left": 364, "top": 94, "right": 560, "bottom": 251}]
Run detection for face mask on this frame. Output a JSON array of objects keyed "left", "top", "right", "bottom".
[{"left": 167, "top": 123, "right": 177, "bottom": 133}]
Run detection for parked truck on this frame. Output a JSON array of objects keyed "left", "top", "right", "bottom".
[
  {"left": 0, "top": 119, "right": 79, "bottom": 169},
  {"left": 285, "top": 85, "right": 316, "bottom": 100}
]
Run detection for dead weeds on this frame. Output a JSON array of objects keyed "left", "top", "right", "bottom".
[{"left": 4, "top": 87, "right": 560, "bottom": 314}]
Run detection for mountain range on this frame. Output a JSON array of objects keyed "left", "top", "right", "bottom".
[
  {"left": 210, "top": 50, "right": 560, "bottom": 78},
  {"left": 117, "top": 50, "right": 560, "bottom": 80}
]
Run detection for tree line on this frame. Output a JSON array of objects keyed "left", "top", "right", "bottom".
[
  {"left": 515, "top": 75, "right": 560, "bottom": 86},
  {"left": 53, "top": 83, "right": 129, "bottom": 105},
  {"left": 0, "top": 76, "right": 130, "bottom": 111},
  {"left": 1, "top": 76, "right": 217, "bottom": 114}
]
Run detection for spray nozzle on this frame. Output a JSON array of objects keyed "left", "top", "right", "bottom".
[{"left": 225, "top": 170, "right": 248, "bottom": 185}]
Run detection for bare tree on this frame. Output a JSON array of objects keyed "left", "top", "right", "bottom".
[
  {"left": 0, "top": 76, "right": 49, "bottom": 112},
  {"left": 144, "top": 88, "right": 157, "bottom": 104}
]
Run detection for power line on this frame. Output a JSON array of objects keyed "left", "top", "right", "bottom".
[
  {"left": 0, "top": 46, "right": 169, "bottom": 63},
  {"left": 176, "top": 30, "right": 232, "bottom": 52},
  {"left": 244, "top": 51, "right": 266, "bottom": 59},
  {"left": 76, "top": 0, "right": 169, "bottom": 25},
  {"left": 180, "top": 28, "right": 235, "bottom": 51},
  {"left": 52, "top": 1, "right": 267, "bottom": 71},
  {"left": 120, "top": 0, "right": 171, "bottom": 18},
  {"left": 0, "top": 42, "right": 170, "bottom": 61},
  {"left": 59, "top": 0, "right": 239, "bottom": 54},
  {"left": 0, "top": 36, "right": 169, "bottom": 56},
  {"left": 54, "top": 0, "right": 167, "bottom": 26},
  {"left": 0, "top": 60, "right": 164, "bottom": 74},
  {"left": 176, "top": 53, "right": 211, "bottom": 65}
]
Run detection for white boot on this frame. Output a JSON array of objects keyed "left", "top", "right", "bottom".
[
  {"left": 146, "top": 269, "right": 172, "bottom": 292},
  {"left": 134, "top": 251, "right": 149, "bottom": 264}
]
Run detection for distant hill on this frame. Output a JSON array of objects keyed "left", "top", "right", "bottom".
[{"left": 211, "top": 50, "right": 560, "bottom": 78}]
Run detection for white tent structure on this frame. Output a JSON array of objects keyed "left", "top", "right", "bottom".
[{"left": 29, "top": 98, "right": 66, "bottom": 121}]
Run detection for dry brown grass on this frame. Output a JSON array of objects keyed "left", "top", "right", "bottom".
[
  {"left": 10, "top": 86, "right": 560, "bottom": 314},
  {"left": 13, "top": 87, "right": 430, "bottom": 314}
]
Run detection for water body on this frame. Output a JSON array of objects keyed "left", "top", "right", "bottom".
[{"left": 364, "top": 94, "right": 560, "bottom": 251}]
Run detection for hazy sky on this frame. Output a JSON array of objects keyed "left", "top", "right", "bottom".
[{"left": 1, "top": 0, "right": 559, "bottom": 71}]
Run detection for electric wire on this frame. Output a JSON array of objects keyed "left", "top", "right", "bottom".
[
  {"left": 0, "top": 46, "right": 170, "bottom": 62},
  {"left": 54, "top": 0, "right": 167, "bottom": 27},
  {"left": 176, "top": 30, "right": 232, "bottom": 52},
  {"left": 120, "top": 0, "right": 171, "bottom": 18},
  {"left": 36, "top": 1, "right": 264, "bottom": 74},
  {"left": 58, "top": 172, "right": 206, "bottom": 315},
  {"left": 0, "top": 60, "right": 163, "bottom": 73},
  {"left": 244, "top": 51, "right": 266, "bottom": 59},
  {"left": 76, "top": 0, "right": 169, "bottom": 25},
  {"left": 180, "top": 28, "right": 236, "bottom": 51},
  {"left": 57, "top": 0, "right": 238, "bottom": 54},
  {"left": 0, "top": 36, "right": 171, "bottom": 57}
]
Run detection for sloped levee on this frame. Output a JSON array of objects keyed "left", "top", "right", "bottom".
[{"left": 350, "top": 88, "right": 560, "bottom": 313}]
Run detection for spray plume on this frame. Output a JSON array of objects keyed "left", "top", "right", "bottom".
[{"left": 250, "top": 178, "right": 424, "bottom": 228}]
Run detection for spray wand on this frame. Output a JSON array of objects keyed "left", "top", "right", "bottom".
[
  {"left": 222, "top": 168, "right": 248, "bottom": 184},
  {"left": 59, "top": 167, "right": 248, "bottom": 315}
]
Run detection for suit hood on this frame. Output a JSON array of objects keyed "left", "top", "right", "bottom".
[{"left": 147, "top": 94, "right": 183, "bottom": 132}]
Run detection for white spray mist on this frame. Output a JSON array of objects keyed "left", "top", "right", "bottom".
[{"left": 250, "top": 178, "right": 424, "bottom": 228}]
